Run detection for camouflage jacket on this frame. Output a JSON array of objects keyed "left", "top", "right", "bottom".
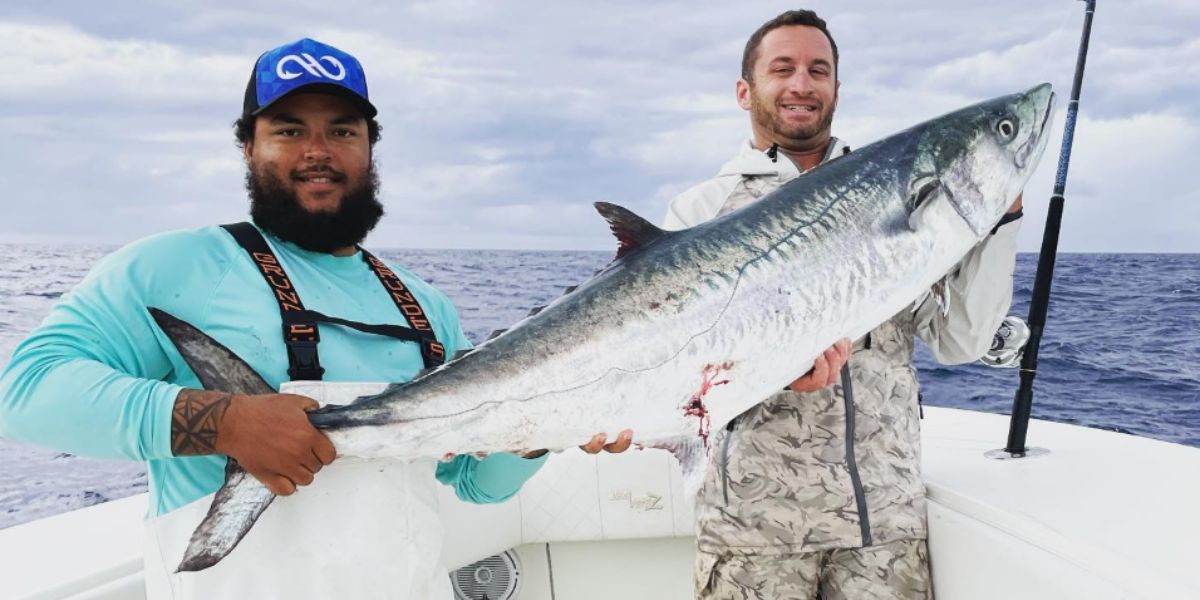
[{"left": 663, "top": 139, "right": 1020, "bottom": 555}]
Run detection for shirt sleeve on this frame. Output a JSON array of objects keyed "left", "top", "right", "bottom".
[
  {"left": 662, "top": 196, "right": 696, "bottom": 231},
  {"left": 435, "top": 452, "right": 548, "bottom": 504},
  {"left": 913, "top": 217, "right": 1022, "bottom": 364},
  {"left": 0, "top": 236, "right": 204, "bottom": 461},
  {"left": 661, "top": 178, "right": 734, "bottom": 230}
]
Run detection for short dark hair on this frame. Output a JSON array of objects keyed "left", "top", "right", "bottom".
[
  {"left": 233, "top": 114, "right": 382, "bottom": 151},
  {"left": 741, "top": 10, "right": 839, "bottom": 83}
]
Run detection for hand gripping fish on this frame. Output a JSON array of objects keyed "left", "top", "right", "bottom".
[{"left": 152, "top": 84, "right": 1054, "bottom": 572}]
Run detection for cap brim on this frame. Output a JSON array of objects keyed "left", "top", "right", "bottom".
[{"left": 249, "top": 82, "right": 377, "bottom": 119}]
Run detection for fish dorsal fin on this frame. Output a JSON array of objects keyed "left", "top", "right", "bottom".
[
  {"left": 487, "top": 328, "right": 508, "bottom": 341},
  {"left": 527, "top": 305, "right": 545, "bottom": 317},
  {"left": 594, "top": 202, "right": 667, "bottom": 260}
]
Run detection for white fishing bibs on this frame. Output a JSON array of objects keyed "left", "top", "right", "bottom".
[{"left": 142, "top": 382, "right": 453, "bottom": 600}]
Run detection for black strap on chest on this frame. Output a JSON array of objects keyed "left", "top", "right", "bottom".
[{"left": 221, "top": 222, "right": 444, "bottom": 380}]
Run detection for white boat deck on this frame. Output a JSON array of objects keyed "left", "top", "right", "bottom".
[
  {"left": 2, "top": 406, "right": 1198, "bottom": 599},
  {"left": 923, "top": 407, "right": 1200, "bottom": 599}
]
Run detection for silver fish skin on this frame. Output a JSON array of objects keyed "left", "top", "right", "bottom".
[
  {"left": 311, "top": 83, "right": 1054, "bottom": 458},
  {"left": 158, "top": 84, "right": 1054, "bottom": 571}
]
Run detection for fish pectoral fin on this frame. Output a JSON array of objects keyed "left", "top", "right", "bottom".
[
  {"left": 594, "top": 202, "right": 668, "bottom": 260},
  {"left": 148, "top": 308, "right": 275, "bottom": 396},
  {"left": 650, "top": 436, "right": 710, "bottom": 499},
  {"left": 176, "top": 459, "right": 276, "bottom": 572}
]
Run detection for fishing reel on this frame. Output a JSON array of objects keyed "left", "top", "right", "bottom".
[{"left": 980, "top": 316, "right": 1030, "bottom": 368}]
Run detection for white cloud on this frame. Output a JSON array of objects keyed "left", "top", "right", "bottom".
[
  {"left": 0, "top": 22, "right": 244, "bottom": 106},
  {"left": 620, "top": 115, "right": 745, "bottom": 170},
  {"left": 0, "top": 1, "right": 1196, "bottom": 251},
  {"left": 1017, "top": 110, "right": 1200, "bottom": 253},
  {"left": 920, "top": 33, "right": 1076, "bottom": 97},
  {"left": 382, "top": 162, "right": 520, "bottom": 208}
]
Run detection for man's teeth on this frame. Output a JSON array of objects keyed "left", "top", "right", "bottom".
[{"left": 784, "top": 105, "right": 816, "bottom": 112}]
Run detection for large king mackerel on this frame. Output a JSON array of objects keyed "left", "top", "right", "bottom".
[{"left": 154, "top": 84, "right": 1055, "bottom": 571}]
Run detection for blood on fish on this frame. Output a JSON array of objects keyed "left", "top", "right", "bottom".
[{"left": 685, "top": 362, "right": 733, "bottom": 444}]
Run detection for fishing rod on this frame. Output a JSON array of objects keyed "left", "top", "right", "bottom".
[{"left": 1002, "top": 0, "right": 1097, "bottom": 457}]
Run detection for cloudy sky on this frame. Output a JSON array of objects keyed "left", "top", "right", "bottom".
[{"left": 1, "top": 1, "right": 1196, "bottom": 252}]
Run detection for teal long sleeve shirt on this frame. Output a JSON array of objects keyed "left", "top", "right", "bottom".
[{"left": 0, "top": 225, "right": 544, "bottom": 516}]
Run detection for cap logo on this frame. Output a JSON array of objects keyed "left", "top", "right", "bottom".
[{"left": 275, "top": 53, "right": 347, "bottom": 81}]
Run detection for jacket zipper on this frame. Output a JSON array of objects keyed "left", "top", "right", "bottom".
[
  {"left": 720, "top": 418, "right": 736, "bottom": 506},
  {"left": 841, "top": 363, "right": 873, "bottom": 546}
]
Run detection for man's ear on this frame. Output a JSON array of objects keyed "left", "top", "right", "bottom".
[
  {"left": 736, "top": 78, "right": 753, "bottom": 111},
  {"left": 243, "top": 139, "right": 253, "bottom": 163}
]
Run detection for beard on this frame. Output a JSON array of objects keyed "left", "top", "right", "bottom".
[
  {"left": 247, "top": 162, "right": 384, "bottom": 254},
  {"left": 748, "top": 86, "right": 836, "bottom": 148}
]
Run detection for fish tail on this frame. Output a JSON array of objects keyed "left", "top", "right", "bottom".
[
  {"left": 149, "top": 308, "right": 279, "bottom": 571},
  {"left": 176, "top": 459, "right": 276, "bottom": 572}
]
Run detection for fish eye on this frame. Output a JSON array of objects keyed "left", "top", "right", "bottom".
[{"left": 996, "top": 118, "right": 1017, "bottom": 140}]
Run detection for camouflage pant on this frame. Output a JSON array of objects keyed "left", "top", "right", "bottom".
[{"left": 696, "top": 539, "right": 931, "bottom": 600}]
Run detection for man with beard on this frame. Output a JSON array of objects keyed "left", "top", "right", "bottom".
[
  {"left": 663, "top": 11, "right": 1024, "bottom": 599},
  {"left": 0, "top": 38, "right": 628, "bottom": 598}
]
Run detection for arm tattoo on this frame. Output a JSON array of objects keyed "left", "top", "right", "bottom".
[{"left": 171, "top": 390, "right": 232, "bottom": 456}]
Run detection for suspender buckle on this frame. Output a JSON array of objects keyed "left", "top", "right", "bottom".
[
  {"left": 282, "top": 317, "right": 323, "bottom": 380},
  {"left": 223, "top": 224, "right": 445, "bottom": 382},
  {"left": 286, "top": 341, "right": 325, "bottom": 381}
]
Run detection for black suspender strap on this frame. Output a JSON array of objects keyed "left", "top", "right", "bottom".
[
  {"left": 360, "top": 250, "right": 446, "bottom": 367},
  {"left": 221, "top": 223, "right": 444, "bottom": 381},
  {"left": 222, "top": 222, "right": 324, "bottom": 381}
]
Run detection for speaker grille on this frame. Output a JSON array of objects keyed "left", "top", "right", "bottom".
[{"left": 450, "top": 550, "right": 521, "bottom": 600}]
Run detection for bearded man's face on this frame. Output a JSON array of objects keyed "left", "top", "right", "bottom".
[{"left": 244, "top": 93, "right": 383, "bottom": 252}]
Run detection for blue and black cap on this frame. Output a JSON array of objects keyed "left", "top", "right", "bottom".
[{"left": 242, "top": 38, "right": 377, "bottom": 118}]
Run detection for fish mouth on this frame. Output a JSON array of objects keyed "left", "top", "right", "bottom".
[
  {"left": 1016, "top": 84, "right": 1055, "bottom": 170},
  {"left": 1040, "top": 91, "right": 1055, "bottom": 133}
]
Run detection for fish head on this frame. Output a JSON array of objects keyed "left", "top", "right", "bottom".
[{"left": 909, "top": 83, "right": 1055, "bottom": 238}]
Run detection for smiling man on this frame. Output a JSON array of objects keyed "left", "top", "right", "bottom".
[
  {"left": 0, "top": 38, "right": 627, "bottom": 599},
  {"left": 663, "top": 10, "right": 1024, "bottom": 600}
]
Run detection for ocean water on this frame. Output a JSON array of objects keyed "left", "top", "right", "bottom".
[{"left": 0, "top": 245, "right": 1197, "bottom": 529}]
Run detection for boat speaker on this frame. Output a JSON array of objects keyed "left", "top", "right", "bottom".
[{"left": 450, "top": 549, "right": 522, "bottom": 600}]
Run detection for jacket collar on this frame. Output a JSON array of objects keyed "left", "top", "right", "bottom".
[{"left": 716, "top": 136, "right": 850, "bottom": 180}]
